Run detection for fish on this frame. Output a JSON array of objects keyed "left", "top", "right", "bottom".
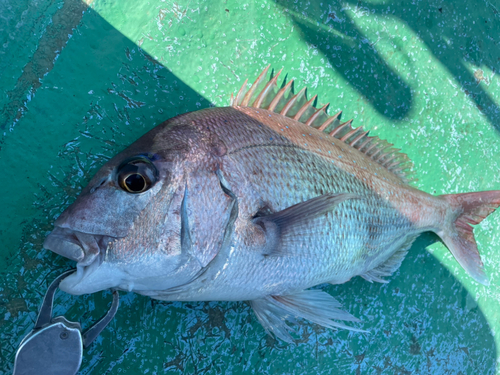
[{"left": 43, "top": 65, "right": 500, "bottom": 342}]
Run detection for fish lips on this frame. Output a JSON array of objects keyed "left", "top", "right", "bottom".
[
  {"left": 44, "top": 227, "right": 83, "bottom": 262},
  {"left": 44, "top": 227, "right": 120, "bottom": 295},
  {"left": 43, "top": 227, "right": 115, "bottom": 266}
]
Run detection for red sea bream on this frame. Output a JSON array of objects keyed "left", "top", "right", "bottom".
[{"left": 43, "top": 66, "right": 500, "bottom": 341}]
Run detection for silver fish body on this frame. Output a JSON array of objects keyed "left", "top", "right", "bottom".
[{"left": 44, "top": 67, "right": 500, "bottom": 341}]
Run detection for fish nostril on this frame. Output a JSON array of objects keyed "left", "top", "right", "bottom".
[{"left": 89, "top": 178, "right": 107, "bottom": 194}]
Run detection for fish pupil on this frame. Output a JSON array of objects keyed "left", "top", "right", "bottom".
[{"left": 125, "top": 174, "right": 146, "bottom": 192}]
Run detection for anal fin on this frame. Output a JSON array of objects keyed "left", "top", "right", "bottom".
[
  {"left": 360, "top": 234, "right": 417, "bottom": 284},
  {"left": 250, "top": 289, "right": 365, "bottom": 343}
]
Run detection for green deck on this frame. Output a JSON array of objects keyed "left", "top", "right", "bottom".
[{"left": 1, "top": 0, "right": 500, "bottom": 373}]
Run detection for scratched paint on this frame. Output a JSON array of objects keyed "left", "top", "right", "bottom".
[{"left": 1, "top": 0, "right": 500, "bottom": 374}]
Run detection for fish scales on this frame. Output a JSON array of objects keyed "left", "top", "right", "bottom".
[
  {"left": 43, "top": 66, "right": 500, "bottom": 342},
  {"left": 152, "top": 107, "right": 416, "bottom": 300},
  {"left": 205, "top": 105, "right": 442, "bottom": 225}
]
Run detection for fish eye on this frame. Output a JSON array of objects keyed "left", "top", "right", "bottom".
[{"left": 117, "top": 157, "right": 158, "bottom": 194}]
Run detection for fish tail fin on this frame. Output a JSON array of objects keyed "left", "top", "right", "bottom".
[{"left": 438, "top": 190, "right": 500, "bottom": 285}]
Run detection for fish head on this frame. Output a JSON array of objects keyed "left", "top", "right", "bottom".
[{"left": 43, "top": 120, "right": 205, "bottom": 295}]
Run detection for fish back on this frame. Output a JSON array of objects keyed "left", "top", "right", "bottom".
[{"left": 230, "top": 65, "right": 415, "bottom": 183}]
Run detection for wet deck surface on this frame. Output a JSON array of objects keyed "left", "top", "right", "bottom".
[{"left": 1, "top": 0, "right": 500, "bottom": 373}]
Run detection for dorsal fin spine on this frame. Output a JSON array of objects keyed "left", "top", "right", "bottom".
[
  {"left": 318, "top": 111, "right": 341, "bottom": 131},
  {"left": 241, "top": 65, "right": 270, "bottom": 106},
  {"left": 386, "top": 160, "right": 402, "bottom": 169},
  {"left": 364, "top": 140, "right": 382, "bottom": 155},
  {"left": 349, "top": 130, "right": 369, "bottom": 147},
  {"left": 305, "top": 104, "right": 329, "bottom": 127},
  {"left": 383, "top": 159, "right": 398, "bottom": 168},
  {"left": 381, "top": 150, "right": 400, "bottom": 164},
  {"left": 357, "top": 137, "right": 374, "bottom": 153},
  {"left": 371, "top": 144, "right": 392, "bottom": 160},
  {"left": 381, "top": 155, "right": 399, "bottom": 167},
  {"left": 280, "top": 87, "right": 306, "bottom": 117},
  {"left": 233, "top": 78, "right": 248, "bottom": 107},
  {"left": 340, "top": 127, "right": 359, "bottom": 142},
  {"left": 329, "top": 120, "right": 351, "bottom": 137},
  {"left": 232, "top": 66, "right": 415, "bottom": 183},
  {"left": 268, "top": 79, "right": 293, "bottom": 112},
  {"left": 254, "top": 69, "right": 283, "bottom": 108},
  {"left": 375, "top": 149, "right": 393, "bottom": 162},
  {"left": 294, "top": 95, "right": 317, "bottom": 121}
]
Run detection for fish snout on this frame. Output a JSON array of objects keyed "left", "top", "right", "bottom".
[{"left": 43, "top": 227, "right": 113, "bottom": 265}]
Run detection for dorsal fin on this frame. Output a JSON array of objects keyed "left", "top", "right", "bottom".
[{"left": 231, "top": 65, "right": 415, "bottom": 184}]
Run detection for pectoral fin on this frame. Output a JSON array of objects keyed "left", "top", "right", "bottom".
[
  {"left": 253, "top": 193, "right": 360, "bottom": 256},
  {"left": 250, "top": 289, "right": 366, "bottom": 343}
]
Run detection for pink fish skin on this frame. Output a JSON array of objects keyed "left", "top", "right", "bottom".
[{"left": 43, "top": 66, "right": 500, "bottom": 342}]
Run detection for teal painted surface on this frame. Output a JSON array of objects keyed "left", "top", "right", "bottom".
[{"left": 1, "top": 0, "right": 500, "bottom": 373}]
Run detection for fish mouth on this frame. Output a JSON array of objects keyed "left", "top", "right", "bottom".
[
  {"left": 44, "top": 227, "right": 126, "bottom": 295},
  {"left": 43, "top": 226, "right": 116, "bottom": 273}
]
